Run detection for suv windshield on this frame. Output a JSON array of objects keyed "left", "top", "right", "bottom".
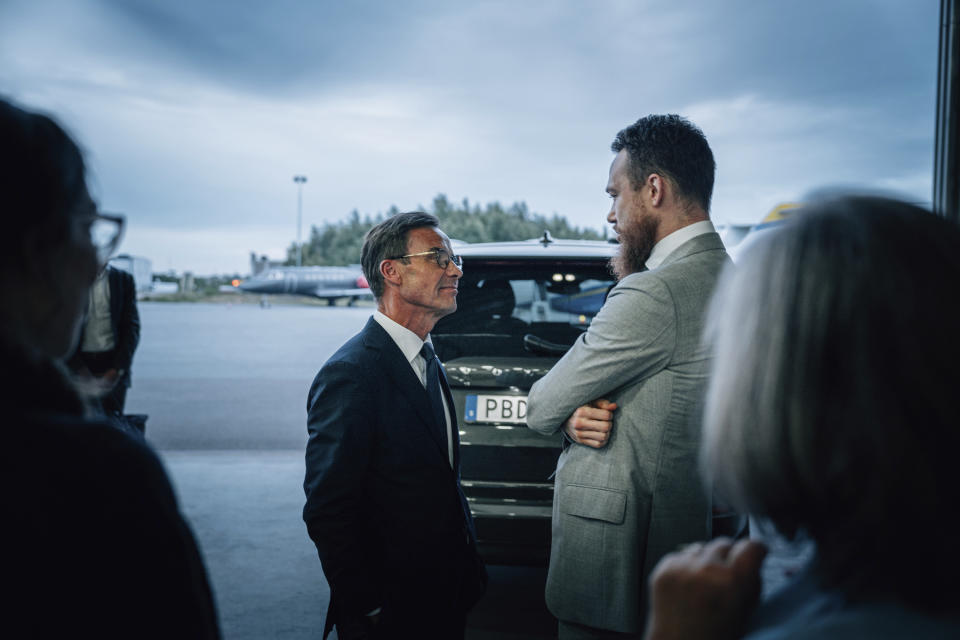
[{"left": 433, "top": 260, "right": 615, "bottom": 360}]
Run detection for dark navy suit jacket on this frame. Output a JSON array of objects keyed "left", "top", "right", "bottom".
[
  {"left": 69, "top": 265, "right": 140, "bottom": 388},
  {"left": 106, "top": 266, "right": 140, "bottom": 388},
  {"left": 302, "top": 317, "right": 485, "bottom": 638}
]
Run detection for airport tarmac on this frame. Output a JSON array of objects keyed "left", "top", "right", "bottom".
[
  {"left": 133, "top": 301, "right": 801, "bottom": 639},
  {"left": 161, "top": 450, "right": 556, "bottom": 639},
  {"left": 133, "top": 302, "right": 555, "bottom": 638},
  {"left": 162, "top": 448, "right": 799, "bottom": 639}
]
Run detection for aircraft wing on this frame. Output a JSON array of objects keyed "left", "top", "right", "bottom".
[{"left": 310, "top": 288, "right": 374, "bottom": 300}]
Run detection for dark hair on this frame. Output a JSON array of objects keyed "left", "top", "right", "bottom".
[
  {"left": 0, "top": 98, "right": 89, "bottom": 264},
  {"left": 701, "top": 195, "right": 960, "bottom": 611},
  {"left": 611, "top": 114, "right": 715, "bottom": 214},
  {"left": 360, "top": 211, "right": 440, "bottom": 299}
]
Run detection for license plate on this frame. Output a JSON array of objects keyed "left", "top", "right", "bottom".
[{"left": 464, "top": 394, "right": 528, "bottom": 424}]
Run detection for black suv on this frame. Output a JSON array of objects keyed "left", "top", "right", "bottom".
[
  {"left": 432, "top": 234, "right": 618, "bottom": 565},
  {"left": 433, "top": 234, "right": 743, "bottom": 565}
]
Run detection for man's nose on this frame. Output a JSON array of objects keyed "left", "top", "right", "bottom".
[{"left": 446, "top": 261, "right": 463, "bottom": 278}]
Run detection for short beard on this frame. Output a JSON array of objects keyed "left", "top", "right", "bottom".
[{"left": 611, "top": 214, "right": 658, "bottom": 280}]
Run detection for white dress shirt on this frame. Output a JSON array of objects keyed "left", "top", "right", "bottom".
[
  {"left": 81, "top": 269, "right": 115, "bottom": 353},
  {"left": 645, "top": 220, "right": 717, "bottom": 270},
  {"left": 373, "top": 311, "right": 454, "bottom": 467}
]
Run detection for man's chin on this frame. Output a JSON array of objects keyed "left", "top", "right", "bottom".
[
  {"left": 439, "top": 290, "right": 457, "bottom": 307},
  {"left": 435, "top": 301, "right": 457, "bottom": 321}
]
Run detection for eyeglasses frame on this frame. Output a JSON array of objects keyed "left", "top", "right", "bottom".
[
  {"left": 388, "top": 248, "right": 464, "bottom": 270},
  {"left": 85, "top": 211, "right": 126, "bottom": 267}
]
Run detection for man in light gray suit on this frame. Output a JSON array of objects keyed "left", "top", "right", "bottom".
[{"left": 526, "top": 114, "right": 730, "bottom": 639}]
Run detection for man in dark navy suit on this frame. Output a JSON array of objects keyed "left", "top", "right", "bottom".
[{"left": 302, "top": 212, "right": 486, "bottom": 640}]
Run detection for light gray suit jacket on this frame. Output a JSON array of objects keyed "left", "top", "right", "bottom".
[{"left": 526, "top": 232, "right": 730, "bottom": 633}]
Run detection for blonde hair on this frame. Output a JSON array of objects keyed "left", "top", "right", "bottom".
[{"left": 701, "top": 195, "right": 960, "bottom": 611}]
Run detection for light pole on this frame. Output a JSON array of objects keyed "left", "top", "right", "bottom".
[{"left": 293, "top": 175, "right": 307, "bottom": 267}]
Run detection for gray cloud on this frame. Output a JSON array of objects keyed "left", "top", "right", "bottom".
[{"left": 0, "top": 0, "right": 942, "bottom": 273}]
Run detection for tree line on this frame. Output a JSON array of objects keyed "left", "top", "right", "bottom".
[{"left": 286, "top": 194, "right": 607, "bottom": 266}]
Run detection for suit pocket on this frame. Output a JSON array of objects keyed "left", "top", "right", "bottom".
[{"left": 561, "top": 484, "right": 627, "bottom": 524}]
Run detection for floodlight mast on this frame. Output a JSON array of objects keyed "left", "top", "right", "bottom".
[
  {"left": 293, "top": 175, "right": 308, "bottom": 267},
  {"left": 934, "top": 0, "right": 959, "bottom": 223}
]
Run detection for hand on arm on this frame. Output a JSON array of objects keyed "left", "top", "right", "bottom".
[
  {"left": 526, "top": 278, "right": 673, "bottom": 436},
  {"left": 643, "top": 538, "right": 768, "bottom": 640},
  {"left": 562, "top": 399, "right": 617, "bottom": 448}
]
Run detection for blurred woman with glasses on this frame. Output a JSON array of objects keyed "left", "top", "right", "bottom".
[{"left": 0, "top": 97, "right": 220, "bottom": 638}]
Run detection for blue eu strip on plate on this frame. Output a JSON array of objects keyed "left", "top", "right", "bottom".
[{"left": 465, "top": 394, "right": 478, "bottom": 422}]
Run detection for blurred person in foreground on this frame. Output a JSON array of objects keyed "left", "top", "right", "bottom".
[
  {"left": 0, "top": 97, "right": 220, "bottom": 638},
  {"left": 302, "top": 212, "right": 486, "bottom": 640},
  {"left": 526, "top": 114, "right": 729, "bottom": 638},
  {"left": 642, "top": 195, "right": 960, "bottom": 640}
]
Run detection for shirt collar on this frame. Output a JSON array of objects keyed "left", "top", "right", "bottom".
[
  {"left": 645, "top": 220, "right": 716, "bottom": 270},
  {"left": 373, "top": 310, "right": 432, "bottom": 364}
]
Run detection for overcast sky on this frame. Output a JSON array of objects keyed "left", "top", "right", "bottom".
[{"left": 1, "top": 0, "right": 940, "bottom": 274}]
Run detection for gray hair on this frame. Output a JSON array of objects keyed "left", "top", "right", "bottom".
[
  {"left": 700, "top": 195, "right": 960, "bottom": 611},
  {"left": 360, "top": 211, "right": 439, "bottom": 299}
]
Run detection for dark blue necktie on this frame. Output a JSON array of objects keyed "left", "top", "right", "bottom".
[
  {"left": 420, "top": 342, "right": 448, "bottom": 455},
  {"left": 422, "top": 344, "right": 472, "bottom": 540}
]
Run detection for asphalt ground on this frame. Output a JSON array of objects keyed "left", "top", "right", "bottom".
[
  {"left": 133, "top": 301, "right": 803, "bottom": 639},
  {"left": 161, "top": 450, "right": 556, "bottom": 640},
  {"left": 128, "top": 301, "right": 356, "bottom": 451},
  {"left": 134, "top": 302, "right": 556, "bottom": 638}
]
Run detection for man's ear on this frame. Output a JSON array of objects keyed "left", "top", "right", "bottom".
[
  {"left": 380, "top": 258, "right": 402, "bottom": 287},
  {"left": 646, "top": 173, "right": 666, "bottom": 207}
]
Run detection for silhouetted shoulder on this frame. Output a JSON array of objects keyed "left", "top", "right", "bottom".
[{"left": 4, "top": 414, "right": 221, "bottom": 639}]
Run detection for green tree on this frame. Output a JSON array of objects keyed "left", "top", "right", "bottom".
[{"left": 287, "top": 194, "right": 603, "bottom": 266}]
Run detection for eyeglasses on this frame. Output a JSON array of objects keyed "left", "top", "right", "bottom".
[
  {"left": 389, "top": 248, "right": 464, "bottom": 270},
  {"left": 83, "top": 212, "right": 126, "bottom": 267}
]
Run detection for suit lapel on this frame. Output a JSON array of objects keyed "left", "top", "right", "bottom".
[
  {"left": 107, "top": 267, "right": 122, "bottom": 337},
  {"left": 361, "top": 318, "right": 450, "bottom": 461},
  {"left": 438, "top": 364, "right": 460, "bottom": 471}
]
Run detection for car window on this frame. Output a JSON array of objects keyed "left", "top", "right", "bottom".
[{"left": 433, "top": 260, "right": 614, "bottom": 360}]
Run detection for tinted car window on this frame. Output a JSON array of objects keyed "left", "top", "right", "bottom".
[{"left": 432, "top": 261, "right": 615, "bottom": 360}]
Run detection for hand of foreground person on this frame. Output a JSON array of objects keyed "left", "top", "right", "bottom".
[
  {"left": 562, "top": 398, "right": 617, "bottom": 448},
  {"left": 73, "top": 370, "right": 119, "bottom": 396},
  {"left": 94, "top": 368, "right": 120, "bottom": 391},
  {"left": 643, "top": 537, "right": 768, "bottom": 640}
]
